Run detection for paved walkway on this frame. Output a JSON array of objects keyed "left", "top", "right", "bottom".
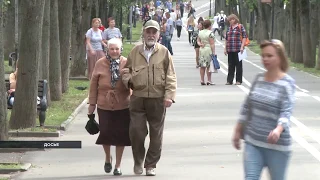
[{"left": 12, "top": 2, "right": 320, "bottom": 179}]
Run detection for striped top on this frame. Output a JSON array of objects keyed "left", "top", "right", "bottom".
[{"left": 238, "top": 73, "right": 296, "bottom": 151}]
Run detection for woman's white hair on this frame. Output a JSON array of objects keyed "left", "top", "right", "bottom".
[{"left": 107, "top": 38, "right": 122, "bottom": 49}]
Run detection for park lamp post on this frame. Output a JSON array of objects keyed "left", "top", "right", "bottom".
[{"left": 261, "top": 0, "right": 275, "bottom": 39}]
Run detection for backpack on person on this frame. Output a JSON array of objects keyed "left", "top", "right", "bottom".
[{"left": 219, "top": 16, "right": 225, "bottom": 27}]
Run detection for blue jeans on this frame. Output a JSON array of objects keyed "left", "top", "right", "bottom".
[
  {"left": 244, "top": 142, "right": 291, "bottom": 180},
  {"left": 165, "top": 35, "right": 173, "bottom": 55},
  {"left": 161, "top": 34, "right": 173, "bottom": 55}
]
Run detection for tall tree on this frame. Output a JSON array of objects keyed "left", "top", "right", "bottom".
[
  {"left": 289, "top": 0, "right": 297, "bottom": 60},
  {"left": 310, "top": 0, "right": 319, "bottom": 69},
  {"left": 293, "top": 0, "right": 303, "bottom": 63},
  {"left": 58, "top": 0, "right": 73, "bottom": 93},
  {"left": 70, "top": 0, "right": 92, "bottom": 77},
  {"left": 40, "top": 0, "right": 51, "bottom": 105},
  {"left": 70, "top": 0, "right": 85, "bottom": 77},
  {"left": 10, "top": 0, "right": 45, "bottom": 129},
  {"left": 317, "top": 2, "right": 320, "bottom": 70},
  {"left": 299, "top": 0, "right": 313, "bottom": 67},
  {"left": 99, "top": 0, "right": 108, "bottom": 25},
  {"left": 0, "top": 0, "right": 8, "bottom": 140},
  {"left": 49, "top": 0, "right": 62, "bottom": 101},
  {"left": 256, "top": 1, "right": 270, "bottom": 42},
  {"left": 3, "top": 0, "right": 15, "bottom": 59}
]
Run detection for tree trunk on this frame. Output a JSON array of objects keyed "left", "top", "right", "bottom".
[
  {"left": 40, "top": 0, "right": 51, "bottom": 106},
  {"left": 70, "top": 0, "right": 85, "bottom": 77},
  {"left": 221, "top": 0, "right": 227, "bottom": 14},
  {"left": 309, "top": 1, "right": 319, "bottom": 69},
  {"left": 58, "top": 0, "right": 73, "bottom": 93},
  {"left": 108, "top": 2, "right": 114, "bottom": 21},
  {"left": 49, "top": 0, "right": 62, "bottom": 101},
  {"left": 316, "top": 2, "right": 320, "bottom": 70},
  {"left": 282, "top": 3, "right": 291, "bottom": 54},
  {"left": 99, "top": 0, "right": 107, "bottom": 25},
  {"left": 3, "top": 0, "right": 15, "bottom": 60},
  {"left": 0, "top": 0, "right": 9, "bottom": 140},
  {"left": 238, "top": 0, "right": 248, "bottom": 26},
  {"left": 9, "top": 0, "right": 45, "bottom": 129},
  {"left": 249, "top": 11, "right": 254, "bottom": 40},
  {"left": 70, "top": 0, "right": 92, "bottom": 77},
  {"left": 299, "top": 0, "right": 313, "bottom": 67},
  {"left": 256, "top": 1, "right": 270, "bottom": 42},
  {"left": 317, "top": 41, "right": 320, "bottom": 70},
  {"left": 273, "top": 0, "right": 285, "bottom": 40},
  {"left": 119, "top": 5, "right": 123, "bottom": 32},
  {"left": 252, "top": 5, "right": 259, "bottom": 41},
  {"left": 293, "top": 0, "right": 303, "bottom": 63},
  {"left": 289, "top": 0, "right": 297, "bottom": 60},
  {"left": 91, "top": 0, "right": 99, "bottom": 18}
]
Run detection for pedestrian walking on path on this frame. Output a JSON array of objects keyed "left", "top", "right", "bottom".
[
  {"left": 122, "top": 20, "right": 177, "bottom": 176},
  {"left": 197, "top": 20, "right": 216, "bottom": 85},
  {"left": 165, "top": 12, "right": 174, "bottom": 55},
  {"left": 212, "top": 13, "right": 220, "bottom": 35},
  {"left": 175, "top": 14, "right": 183, "bottom": 40},
  {"left": 232, "top": 39, "right": 295, "bottom": 180},
  {"left": 88, "top": 38, "right": 131, "bottom": 176},
  {"left": 186, "top": 16, "right": 195, "bottom": 45},
  {"left": 85, "top": 18, "right": 107, "bottom": 80},
  {"left": 224, "top": 14, "right": 247, "bottom": 85}
]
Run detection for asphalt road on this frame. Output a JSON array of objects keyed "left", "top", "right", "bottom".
[{"left": 13, "top": 1, "right": 320, "bottom": 180}]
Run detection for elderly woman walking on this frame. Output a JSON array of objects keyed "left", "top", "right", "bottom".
[
  {"left": 197, "top": 20, "right": 216, "bottom": 85},
  {"left": 232, "top": 39, "right": 295, "bottom": 180},
  {"left": 88, "top": 38, "right": 131, "bottom": 176},
  {"left": 224, "top": 14, "right": 247, "bottom": 85},
  {"left": 86, "top": 18, "right": 107, "bottom": 80}
]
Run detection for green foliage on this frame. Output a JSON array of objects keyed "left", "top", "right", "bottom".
[
  {"left": 4, "top": 60, "right": 11, "bottom": 74},
  {"left": 2, "top": 0, "right": 10, "bottom": 6},
  {"left": 2, "top": 0, "right": 11, "bottom": 14},
  {"left": 244, "top": 0, "right": 257, "bottom": 12}
]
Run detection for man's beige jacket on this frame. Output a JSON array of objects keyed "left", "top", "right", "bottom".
[{"left": 122, "top": 43, "right": 177, "bottom": 102}]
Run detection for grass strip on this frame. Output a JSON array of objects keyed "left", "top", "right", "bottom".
[{"left": 247, "top": 40, "right": 320, "bottom": 77}]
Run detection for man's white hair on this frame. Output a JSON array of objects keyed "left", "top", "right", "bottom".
[{"left": 107, "top": 38, "right": 122, "bottom": 49}]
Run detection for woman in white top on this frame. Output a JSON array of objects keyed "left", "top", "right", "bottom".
[
  {"left": 86, "top": 18, "right": 108, "bottom": 80},
  {"left": 212, "top": 13, "right": 220, "bottom": 35}
]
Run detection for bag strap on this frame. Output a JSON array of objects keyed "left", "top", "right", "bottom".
[{"left": 238, "top": 24, "right": 243, "bottom": 40}]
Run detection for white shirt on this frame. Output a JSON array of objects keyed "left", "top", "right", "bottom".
[
  {"left": 170, "top": 12, "right": 176, "bottom": 21},
  {"left": 212, "top": 16, "right": 219, "bottom": 29},
  {"left": 143, "top": 44, "right": 155, "bottom": 63}
]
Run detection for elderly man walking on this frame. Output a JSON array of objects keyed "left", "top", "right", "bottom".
[{"left": 122, "top": 20, "right": 177, "bottom": 176}]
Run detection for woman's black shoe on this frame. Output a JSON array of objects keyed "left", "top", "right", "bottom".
[
  {"left": 104, "top": 162, "right": 112, "bottom": 173},
  {"left": 113, "top": 168, "right": 122, "bottom": 176}
]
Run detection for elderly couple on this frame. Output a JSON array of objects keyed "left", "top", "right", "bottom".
[{"left": 87, "top": 20, "right": 177, "bottom": 176}]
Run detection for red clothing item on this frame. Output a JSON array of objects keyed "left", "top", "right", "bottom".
[{"left": 99, "top": 25, "right": 106, "bottom": 32}]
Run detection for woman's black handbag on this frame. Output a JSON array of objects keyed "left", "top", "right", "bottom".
[{"left": 85, "top": 114, "right": 99, "bottom": 135}]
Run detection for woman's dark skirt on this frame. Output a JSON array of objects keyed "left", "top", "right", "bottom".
[
  {"left": 96, "top": 108, "right": 131, "bottom": 146},
  {"left": 194, "top": 40, "right": 200, "bottom": 49}
]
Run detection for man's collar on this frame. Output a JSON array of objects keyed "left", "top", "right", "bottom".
[{"left": 143, "top": 42, "right": 156, "bottom": 51}]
